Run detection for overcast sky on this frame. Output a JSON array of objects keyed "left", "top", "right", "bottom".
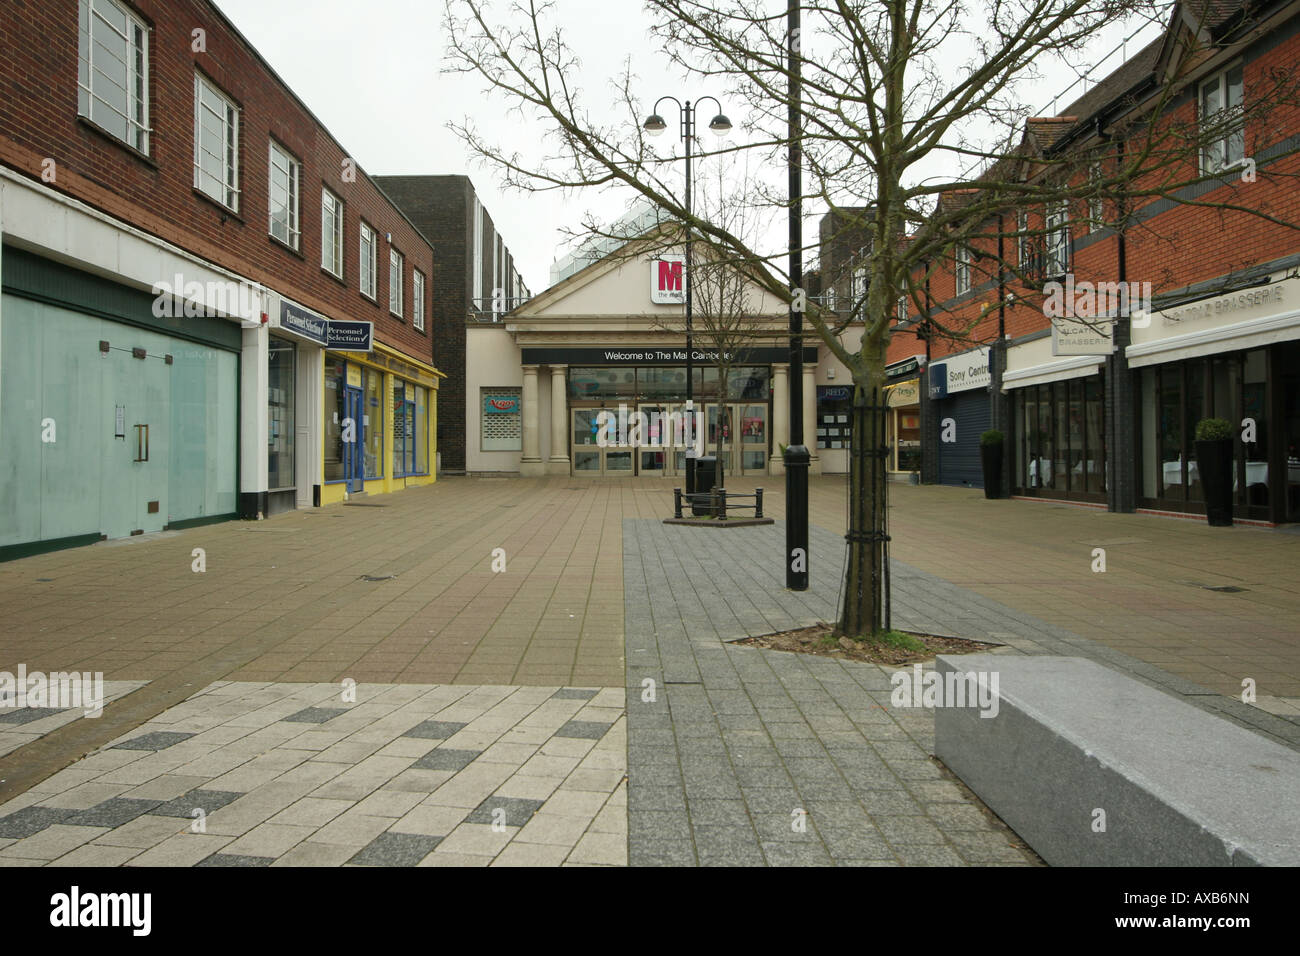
[{"left": 213, "top": 0, "right": 1168, "bottom": 296}]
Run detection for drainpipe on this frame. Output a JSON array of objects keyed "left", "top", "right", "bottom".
[
  {"left": 994, "top": 213, "right": 1010, "bottom": 497},
  {"left": 1099, "top": 122, "right": 1136, "bottom": 513}
]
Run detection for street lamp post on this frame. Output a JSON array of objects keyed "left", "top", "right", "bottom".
[
  {"left": 785, "top": 1, "right": 809, "bottom": 591},
  {"left": 643, "top": 97, "right": 731, "bottom": 496}
]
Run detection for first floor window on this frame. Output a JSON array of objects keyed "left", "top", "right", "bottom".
[
  {"left": 194, "top": 74, "right": 240, "bottom": 210},
  {"left": 1200, "top": 64, "right": 1245, "bottom": 173},
  {"left": 268, "top": 141, "right": 300, "bottom": 249},
  {"left": 322, "top": 189, "right": 344, "bottom": 277},
  {"left": 482, "top": 387, "right": 522, "bottom": 451},
  {"left": 389, "top": 249, "right": 404, "bottom": 316},
  {"left": 413, "top": 270, "right": 426, "bottom": 331},
  {"left": 78, "top": 0, "right": 150, "bottom": 153},
  {"left": 1044, "top": 203, "right": 1070, "bottom": 278},
  {"left": 1088, "top": 162, "right": 1104, "bottom": 227},
  {"left": 360, "top": 223, "right": 377, "bottom": 298},
  {"left": 955, "top": 243, "right": 972, "bottom": 295}
]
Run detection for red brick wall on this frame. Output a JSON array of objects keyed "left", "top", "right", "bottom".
[
  {"left": 894, "top": 25, "right": 1300, "bottom": 364},
  {"left": 0, "top": 0, "right": 435, "bottom": 366}
]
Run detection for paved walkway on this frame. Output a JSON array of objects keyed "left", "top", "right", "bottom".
[{"left": 0, "top": 475, "right": 1295, "bottom": 865}]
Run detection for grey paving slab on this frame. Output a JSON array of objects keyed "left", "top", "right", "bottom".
[
  {"left": 112, "top": 731, "right": 195, "bottom": 751},
  {"left": 0, "top": 805, "right": 74, "bottom": 839},
  {"left": 151, "top": 789, "right": 243, "bottom": 818},
  {"left": 465, "top": 797, "right": 545, "bottom": 828},
  {"left": 66, "top": 798, "right": 162, "bottom": 828},
  {"left": 284, "top": 708, "right": 347, "bottom": 724},
  {"left": 196, "top": 853, "right": 275, "bottom": 867},
  {"left": 402, "top": 720, "right": 468, "bottom": 740},
  {"left": 348, "top": 831, "right": 442, "bottom": 867},
  {"left": 412, "top": 749, "right": 481, "bottom": 772}
]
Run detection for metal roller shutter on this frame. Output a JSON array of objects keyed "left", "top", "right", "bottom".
[{"left": 936, "top": 390, "right": 990, "bottom": 488}]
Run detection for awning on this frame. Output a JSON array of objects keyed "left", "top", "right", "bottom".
[
  {"left": 1126, "top": 307, "right": 1300, "bottom": 368},
  {"left": 1002, "top": 355, "right": 1103, "bottom": 390}
]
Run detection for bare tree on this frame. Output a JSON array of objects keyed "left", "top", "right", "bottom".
[{"left": 444, "top": 0, "right": 1300, "bottom": 638}]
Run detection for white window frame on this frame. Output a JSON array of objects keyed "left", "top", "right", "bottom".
[
  {"left": 359, "top": 222, "right": 377, "bottom": 298},
  {"left": 268, "top": 141, "right": 300, "bottom": 250},
  {"left": 472, "top": 198, "right": 484, "bottom": 306},
  {"left": 1044, "top": 203, "right": 1071, "bottom": 278},
  {"left": 1017, "top": 209, "right": 1031, "bottom": 272},
  {"left": 78, "top": 0, "right": 150, "bottom": 154},
  {"left": 897, "top": 295, "right": 909, "bottom": 324},
  {"left": 850, "top": 266, "right": 868, "bottom": 318},
  {"left": 193, "top": 73, "right": 240, "bottom": 211},
  {"left": 389, "top": 248, "right": 404, "bottom": 317},
  {"left": 413, "top": 270, "right": 426, "bottom": 331},
  {"left": 955, "top": 243, "right": 972, "bottom": 296},
  {"left": 1199, "top": 63, "right": 1245, "bottom": 174},
  {"left": 322, "top": 188, "right": 344, "bottom": 278}
]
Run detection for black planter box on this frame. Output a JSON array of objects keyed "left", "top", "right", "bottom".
[
  {"left": 981, "top": 444, "right": 1004, "bottom": 499},
  {"left": 1195, "top": 439, "right": 1234, "bottom": 527}
]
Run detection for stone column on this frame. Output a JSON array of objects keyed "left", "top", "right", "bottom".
[
  {"left": 239, "top": 323, "right": 269, "bottom": 516},
  {"left": 548, "top": 365, "right": 570, "bottom": 475},
  {"left": 520, "top": 365, "right": 543, "bottom": 476},
  {"left": 803, "top": 366, "right": 821, "bottom": 476},
  {"left": 770, "top": 364, "right": 789, "bottom": 475}
]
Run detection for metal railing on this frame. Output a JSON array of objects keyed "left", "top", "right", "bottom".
[
  {"left": 467, "top": 295, "right": 531, "bottom": 323},
  {"left": 673, "top": 487, "right": 764, "bottom": 520}
]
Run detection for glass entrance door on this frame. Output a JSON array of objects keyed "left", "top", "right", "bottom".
[
  {"left": 101, "top": 348, "right": 169, "bottom": 538},
  {"left": 738, "top": 404, "right": 768, "bottom": 475},
  {"left": 343, "top": 385, "right": 364, "bottom": 492},
  {"left": 705, "top": 404, "right": 735, "bottom": 475},
  {"left": 637, "top": 403, "right": 668, "bottom": 477},
  {"left": 571, "top": 408, "right": 633, "bottom": 476}
]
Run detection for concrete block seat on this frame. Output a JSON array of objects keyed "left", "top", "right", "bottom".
[{"left": 933, "top": 655, "right": 1300, "bottom": 866}]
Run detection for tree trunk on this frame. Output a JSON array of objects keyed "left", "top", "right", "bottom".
[{"left": 837, "top": 369, "right": 890, "bottom": 638}]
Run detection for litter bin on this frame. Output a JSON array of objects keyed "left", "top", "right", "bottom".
[{"left": 692, "top": 455, "right": 718, "bottom": 516}]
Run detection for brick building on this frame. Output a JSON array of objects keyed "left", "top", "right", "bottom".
[
  {"left": 375, "top": 175, "right": 530, "bottom": 474},
  {"left": 0, "top": 0, "right": 442, "bottom": 559},
  {"left": 818, "top": 0, "right": 1300, "bottom": 523}
]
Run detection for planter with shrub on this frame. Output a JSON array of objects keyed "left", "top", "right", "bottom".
[
  {"left": 1194, "top": 417, "right": 1234, "bottom": 527},
  {"left": 980, "top": 429, "right": 1004, "bottom": 499}
]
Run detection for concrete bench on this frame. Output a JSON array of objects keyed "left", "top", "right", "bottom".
[{"left": 933, "top": 654, "right": 1300, "bottom": 866}]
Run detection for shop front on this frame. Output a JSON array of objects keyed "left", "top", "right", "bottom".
[
  {"left": 529, "top": 347, "right": 816, "bottom": 479},
  {"left": 885, "top": 358, "right": 923, "bottom": 479},
  {"left": 313, "top": 321, "right": 437, "bottom": 505},
  {"left": 1128, "top": 273, "right": 1300, "bottom": 523},
  {"left": 929, "top": 346, "right": 992, "bottom": 488},
  {"left": 1003, "top": 333, "right": 1108, "bottom": 503},
  {"left": 1, "top": 247, "right": 239, "bottom": 559}
]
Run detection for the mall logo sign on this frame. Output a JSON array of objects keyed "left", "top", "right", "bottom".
[{"left": 650, "top": 255, "right": 686, "bottom": 305}]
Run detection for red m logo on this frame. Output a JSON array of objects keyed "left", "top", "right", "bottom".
[{"left": 658, "top": 260, "right": 683, "bottom": 292}]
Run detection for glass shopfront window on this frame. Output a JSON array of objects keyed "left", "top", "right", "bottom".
[
  {"left": 1012, "top": 373, "right": 1106, "bottom": 501},
  {"left": 393, "top": 380, "right": 415, "bottom": 477},
  {"left": 726, "top": 366, "right": 771, "bottom": 400},
  {"left": 1138, "top": 348, "right": 1271, "bottom": 517},
  {"left": 363, "top": 366, "right": 383, "bottom": 478},
  {"left": 416, "top": 386, "right": 429, "bottom": 475},
  {"left": 324, "top": 355, "right": 346, "bottom": 482},
  {"left": 817, "top": 385, "right": 852, "bottom": 450},
  {"left": 569, "top": 367, "right": 635, "bottom": 401},
  {"left": 267, "top": 338, "right": 296, "bottom": 490}
]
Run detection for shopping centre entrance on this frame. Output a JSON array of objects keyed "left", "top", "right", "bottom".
[{"left": 569, "top": 401, "right": 769, "bottom": 478}]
